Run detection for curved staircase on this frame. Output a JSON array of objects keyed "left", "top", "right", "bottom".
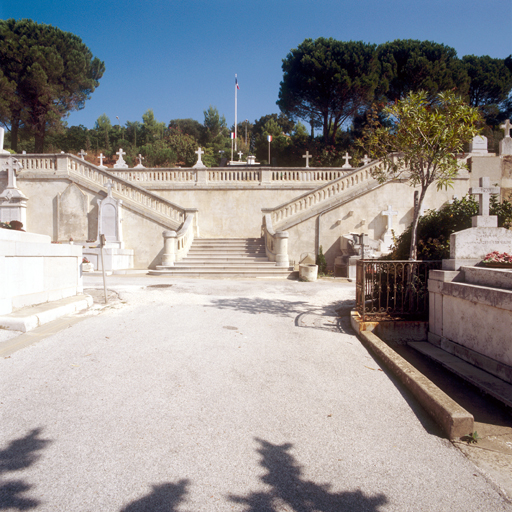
[{"left": 149, "top": 238, "right": 296, "bottom": 278}]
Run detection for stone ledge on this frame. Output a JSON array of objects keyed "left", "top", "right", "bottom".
[
  {"left": 428, "top": 332, "right": 512, "bottom": 385},
  {"left": 350, "top": 311, "right": 474, "bottom": 440},
  {"left": 0, "top": 294, "right": 92, "bottom": 333},
  {"left": 442, "top": 281, "right": 512, "bottom": 312}
]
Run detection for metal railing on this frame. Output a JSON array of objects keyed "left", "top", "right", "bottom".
[{"left": 355, "top": 260, "right": 441, "bottom": 321}]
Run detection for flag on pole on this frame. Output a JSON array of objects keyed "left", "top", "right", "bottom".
[
  {"left": 236, "top": 76, "right": 240, "bottom": 90},
  {"left": 231, "top": 132, "right": 235, "bottom": 139},
  {"left": 267, "top": 135, "right": 272, "bottom": 142}
]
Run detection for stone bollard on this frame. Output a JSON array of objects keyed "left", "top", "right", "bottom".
[
  {"left": 275, "top": 231, "right": 289, "bottom": 267},
  {"left": 162, "top": 230, "right": 177, "bottom": 266}
]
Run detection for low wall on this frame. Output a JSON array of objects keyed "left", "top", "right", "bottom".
[
  {"left": 428, "top": 267, "right": 512, "bottom": 384},
  {"left": 0, "top": 229, "right": 83, "bottom": 315}
]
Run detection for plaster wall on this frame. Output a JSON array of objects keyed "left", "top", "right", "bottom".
[{"left": 150, "top": 188, "right": 308, "bottom": 238}]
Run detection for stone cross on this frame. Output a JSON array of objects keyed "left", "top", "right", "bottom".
[
  {"left": 342, "top": 152, "right": 352, "bottom": 169},
  {"left": 114, "top": 148, "right": 128, "bottom": 168},
  {"left": 381, "top": 205, "right": 398, "bottom": 233},
  {"left": 137, "top": 154, "right": 144, "bottom": 166},
  {"left": 2, "top": 156, "right": 23, "bottom": 189},
  {"left": 78, "top": 149, "right": 87, "bottom": 160},
  {"left": 469, "top": 177, "right": 500, "bottom": 216},
  {"left": 302, "top": 151, "right": 311, "bottom": 168},
  {"left": 362, "top": 154, "right": 370, "bottom": 166},
  {"left": 98, "top": 153, "right": 105, "bottom": 166},
  {"left": 501, "top": 119, "right": 511, "bottom": 138},
  {"left": 192, "top": 147, "right": 205, "bottom": 169},
  {"left": 238, "top": 151, "right": 243, "bottom": 161}
]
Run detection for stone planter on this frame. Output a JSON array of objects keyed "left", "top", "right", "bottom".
[
  {"left": 299, "top": 263, "right": 318, "bottom": 282},
  {"left": 481, "top": 262, "right": 512, "bottom": 269}
]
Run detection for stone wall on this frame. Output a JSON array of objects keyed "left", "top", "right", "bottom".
[
  {"left": 0, "top": 229, "right": 83, "bottom": 315},
  {"left": 429, "top": 267, "right": 512, "bottom": 384}
]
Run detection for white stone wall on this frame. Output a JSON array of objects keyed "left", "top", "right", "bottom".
[{"left": 0, "top": 229, "right": 83, "bottom": 315}]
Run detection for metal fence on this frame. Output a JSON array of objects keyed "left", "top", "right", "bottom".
[{"left": 355, "top": 260, "right": 442, "bottom": 321}]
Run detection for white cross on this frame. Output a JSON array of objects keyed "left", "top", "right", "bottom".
[
  {"left": 469, "top": 177, "right": 500, "bottom": 216},
  {"left": 302, "top": 151, "right": 311, "bottom": 168},
  {"left": 137, "top": 154, "right": 144, "bottom": 165},
  {"left": 362, "top": 154, "right": 370, "bottom": 166},
  {"left": 2, "top": 156, "right": 22, "bottom": 189},
  {"left": 381, "top": 205, "right": 398, "bottom": 232},
  {"left": 238, "top": 151, "right": 243, "bottom": 161},
  {"left": 78, "top": 149, "right": 87, "bottom": 160},
  {"left": 116, "top": 148, "right": 126, "bottom": 159},
  {"left": 342, "top": 152, "right": 352, "bottom": 168},
  {"left": 98, "top": 153, "right": 105, "bottom": 166},
  {"left": 500, "top": 119, "right": 511, "bottom": 138},
  {"left": 195, "top": 147, "right": 204, "bottom": 163}
]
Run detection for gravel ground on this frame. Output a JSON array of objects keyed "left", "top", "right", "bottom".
[{"left": 0, "top": 277, "right": 510, "bottom": 511}]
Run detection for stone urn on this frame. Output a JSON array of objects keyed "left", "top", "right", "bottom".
[{"left": 299, "top": 263, "right": 318, "bottom": 282}]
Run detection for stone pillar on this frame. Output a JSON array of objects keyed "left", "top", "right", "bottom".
[
  {"left": 275, "top": 231, "right": 289, "bottom": 267},
  {"left": 162, "top": 230, "right": 177, "bottom": 266},
  {"left": 260, "top": 169, "right": 272, "bottom": 185},
  {"left": 56, "top": 154, "right": 69, "bottom": 172},
  {"left": 195, "top": 168, "right": 208, "bottom": 185}
]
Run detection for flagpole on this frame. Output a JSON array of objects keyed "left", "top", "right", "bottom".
[{"left": 235, "top": 74, "right": 238, "bottom": 152}]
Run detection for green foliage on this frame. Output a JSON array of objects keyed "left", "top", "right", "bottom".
[
  {"left": 360, "top": 90, "right": 482, "bottom": 259},
  {"left": 463, "top": 55, "right": 512, "bottom": 107},
  {"left": 278, "top": 38, "right": 379, "bottom": 145},
  {"left": 139, "top": 140, "right": 176, "bottom": 168},
  {"left": 386, "top": 195, "right": 512, "bottom": 260},
  {"left": 316, "top": 246, "right": 327, "bottom": 274},
  {"left": 0, "top": 18, "right": 104, "bottom": 152},
  {"left": 376, "top": 39, "right": 469, "bottom": 102}
]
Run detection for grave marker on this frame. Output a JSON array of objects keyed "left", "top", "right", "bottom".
[{"left": 302, "top": 151, "right": 311, "bottom": 168}]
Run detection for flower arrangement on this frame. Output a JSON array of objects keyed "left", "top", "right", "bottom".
[
  {"left": 481, "top": 251, "right": 512, "bottom": 267},
  {"left": 82, "top": 257, "right": 90, "bottom": 264}
]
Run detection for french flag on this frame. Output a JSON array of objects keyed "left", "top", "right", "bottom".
[{"left": 236, "top": 76, "right": 240, "bottom": 90}]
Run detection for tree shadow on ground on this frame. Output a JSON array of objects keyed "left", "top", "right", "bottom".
[
  {"left": 207, "top": 296, "right": 355, "bottom": 328},
  {"left": 0, "top": 427, "right": 52, "bottom": 510},
  {"left": 229, "top": 438, "right": 387, "bottom": 512},
  {"left": 119, "top": 479, "right": 189, "bottom": 512}
]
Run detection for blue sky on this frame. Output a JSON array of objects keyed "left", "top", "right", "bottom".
[{"left": 2, "top": 0, "right": 511, "bottom": 130}]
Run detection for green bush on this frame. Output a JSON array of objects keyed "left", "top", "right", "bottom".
[
  {"left": 316, "top": 245, "right": 327, "bottom": 274},
  {"left": 386, "top": 195, "right": 512, "bottom": 260}
]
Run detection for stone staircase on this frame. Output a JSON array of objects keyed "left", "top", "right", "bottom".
[{"left": 149, "top": 238, "right": 296, "bottom": 278}]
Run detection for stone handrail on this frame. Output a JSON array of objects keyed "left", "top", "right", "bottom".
[
  {"left": 207, "top": 169, "right": 261, "bottom": 182},
  {"left": 270, "top": 169, "right": 347, "bottom": 182},
  {"left": 161, "top": 212, "right": 197, "bottom": 266},
  {"left": 17, "top": 154, "right": 191, "bottom": 228},
  {"left": 262, "top": 160, "right": 385, "bottom": 228},
  {"left": 70, "top": 165, "right": 352, "bottom": 186},
  {"left": 108, "top": 169, "right": 196, "bottom": 183},
  {"left": 262, "top": 213, "right": 289, "bottom": 267}
]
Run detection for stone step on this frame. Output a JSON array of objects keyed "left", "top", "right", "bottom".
[
  {"left": 151, "top": 237, "right": 296, "bottom": 279},
  {"left": 172, "top": 262, "right": 282, "bottom": 269},
  {"left": 408, "top": 342, "right": 512, "bottom": 409},
  {"left": 149, "top": 268, "right": 297, "bottom": 278}
]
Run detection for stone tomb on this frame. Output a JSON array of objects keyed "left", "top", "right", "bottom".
[
  {"left": 0, "top": 156, "right": 28, "bottom": 227},
  {"left": 82, "top": 181, "right": 134, "bottom": 272},
  {"left": 443, "top": 177, "right": 512, "bottom": 270},
  {"left": 57, "top": 183, "right": 88, "bottom": 242}
]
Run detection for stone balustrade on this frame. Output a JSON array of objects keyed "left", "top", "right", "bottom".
[
  {"left": 17, "top": 154, "right": 191, "bottom": 227},
  {"left": 262, "top": 214, "right": 289, "bottom": 267},
  {"left": 162, "top": 212, "right": 197, "bottom": 265},
  {"left": 263, "top": 160, "right": 386, "bottom": 228}
]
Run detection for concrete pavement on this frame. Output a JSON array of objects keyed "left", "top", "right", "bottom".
[{"left": 1, "top": 276, "right": 511, "bottom": 511}]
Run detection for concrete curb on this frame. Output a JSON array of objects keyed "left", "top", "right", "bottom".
[
  {"left": 0, "top": 294, "right": 93, "bottom": 333},
  {"left": 350, "top": 310, "right": 474, "bottom": 440}
]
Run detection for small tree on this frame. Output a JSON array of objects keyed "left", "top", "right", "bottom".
[{"left": 360, "top": 90, "right": 481, "bottom": 259}]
